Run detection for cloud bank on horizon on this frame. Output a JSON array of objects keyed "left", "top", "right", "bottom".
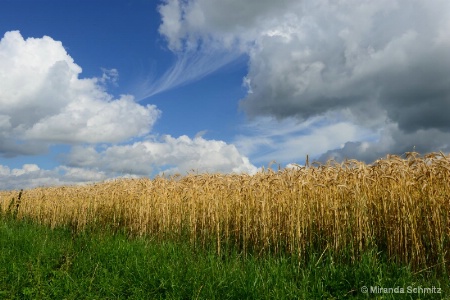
[
  {"left": 156, "top": 0, "right": 450, "bottom": 162},
  {"left": 1, "top": 0, "right": 450, "bottom": 189}
]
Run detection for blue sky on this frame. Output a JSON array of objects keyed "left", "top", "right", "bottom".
[{"left": 1, "top": 0, "right": 450, "bottom": 189}]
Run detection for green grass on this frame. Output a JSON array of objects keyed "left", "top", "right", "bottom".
[{"left": 0, "top": 215, "right": 449, "bottom": 299}]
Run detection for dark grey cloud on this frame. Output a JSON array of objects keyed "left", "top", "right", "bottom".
[
  {"left": 239, "top": 2, "right": 450, "bottom": 132},
  {"left": 378, "top": 52, "right": 450, "bottom": 133},
  {"left": 0, "top": 140, "right": 48, "bottom": 157},
  {"left": 159, "top": 0, "right": 450, "bottom": 162},
  {"left": 319, "top": 125, "right": 450, "bottom": 164}
]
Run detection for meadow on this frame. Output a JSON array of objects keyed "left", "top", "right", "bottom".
[{"left": 1, "top": 152, "right": 449, "bottom": 298}]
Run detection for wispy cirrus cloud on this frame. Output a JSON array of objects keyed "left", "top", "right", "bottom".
[{"left": 135, "top": 47, "right": 242, "bottom": 100}]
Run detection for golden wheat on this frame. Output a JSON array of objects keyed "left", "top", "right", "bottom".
[{"left": 1, "top": 152, "right": 449, "bottom": 270}]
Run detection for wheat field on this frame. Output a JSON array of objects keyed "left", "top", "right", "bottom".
[{"left": 1, "top": 152, "right": 449, "bottom": 270}]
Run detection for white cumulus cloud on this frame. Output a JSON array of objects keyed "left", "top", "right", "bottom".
[
  {"left": 0, "top": 164, "right": 108, "bottom": 190},
  {"left": 0, "top": 30, "right": 259, "bottom": 189},
  {"left": 0, "top": 31, "right": 161, "bottom": 155},
  {"left": 65, "top": 134, "right": 258, "bottom": 176}
]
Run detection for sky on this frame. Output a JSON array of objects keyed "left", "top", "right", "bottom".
[{"left": 1, "top": 0, "right": 450, "bottom": 190}]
